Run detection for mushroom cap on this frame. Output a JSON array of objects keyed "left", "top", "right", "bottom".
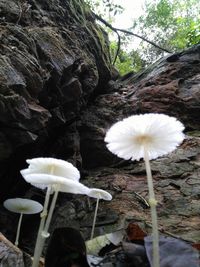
[
  {"left": 21, "top": 157, "right": 80, "bottom": 182},
  {"left": 59, "top": 178, "right": 90, "bottom": 195},
  {"left": 22, "top": 174, "right": 90, "bottom": 195},
  {"left": 87, "top": 188, "right": 112, "bottom": 201},
  {"left": 3, "top": 198, "right": 43, "bottom": 214},
  {"left": 105, "top": 113, "right": 185, "bottom": 161}
]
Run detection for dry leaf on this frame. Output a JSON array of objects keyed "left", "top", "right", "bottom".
[
  {"left": 126, "top": 223, "right": 147, "bottom": 241},
  {"left": 86, "top": 229, "right": 124, "bottom": 256}
]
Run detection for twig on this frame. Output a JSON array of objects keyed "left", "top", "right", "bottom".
[
  {"left": 113, "top": 28, "right": 171, "bottom": 53},
  {"left": 113, "top": 30, "right": 121, "bottom": 65},
  {"left": 123, "top": 190, "right": 150, "bottom": 209}
]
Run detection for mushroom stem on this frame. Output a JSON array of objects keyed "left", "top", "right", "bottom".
[
  {"left": 32, "top": 185, "right": 51, "bottom": 267},
  {"left": 144, "top": 146, "right": 160, "bottom": 267},
  {"left": 90, "top": 197, "right": 100, "bottom": 240},
  {"left": 43, "top": 185, "right": 59, "bottom": 236},
  {"left": 15, "top": 213, "right": 23, "bottom": 246},
  {"left": 32, "top": 186, "right": 60, "bottom": 266}
]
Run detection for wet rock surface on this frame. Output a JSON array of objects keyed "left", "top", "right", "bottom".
[
  {"left": 0, "top": 0, "right": 200, "bottom": 256},
  {"left": 80, "top": 136, "right": 200, "bottom": 243},
  {"left": 0, "top": 0, "right": 111, "bottom": 201}
]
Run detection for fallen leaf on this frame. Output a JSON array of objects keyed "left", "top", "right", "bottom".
[
  {"left": 86, "top": 229, "right": 124, "bottom": 256},
  {"left": 192, "top": 243, "right": 200, "bottom": 251},
  {"left": 126, "top": 223, "right": 147, "bottom": 241}
]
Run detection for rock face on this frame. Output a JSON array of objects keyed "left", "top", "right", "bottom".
[
  {"left": 0, "top": 0, "right": 111, "bottom": 200},
  {"left": 78, "top": 46, "right": 200, "bottom": 245},
  {"left": 0, "top": 0, "right": 200, "bottom": 255}
]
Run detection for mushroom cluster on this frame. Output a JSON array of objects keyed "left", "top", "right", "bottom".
[
  {"left": 19, "top": 157, "right": 112, "bottom": 267},
  {"left": 3, "top": 113, "right": 185, "bottom": 267}
]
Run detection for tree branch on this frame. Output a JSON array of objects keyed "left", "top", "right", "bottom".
[
  {"left": 94, "top": 13, "right": 172, "bottom": 62},
  {"left": 113, "top": 27, "right": 171, "bottom": 53}
]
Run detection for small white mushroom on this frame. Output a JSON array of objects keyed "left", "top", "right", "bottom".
[
  {"left": 87, "top": 188, "right": 112, "bottom": 239},
  {"left": 87, "top": 188, "right": 112, "bottom": 201},
  {"left": 3, "top": 198, "right": 43, "bottom": 246}
]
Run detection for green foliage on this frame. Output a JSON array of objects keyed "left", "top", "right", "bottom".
[
  {"left": 85, "top": 0, "right": 200, "bottom": 75},
  {"left": 110, "top": 41, "right": 146, "bottom": 75},
  {"left": 187, "top": 22, "right": 200, "bottom": 46},
  {"left": 132, "top": 0, "right": 200, "bottom": 64}
]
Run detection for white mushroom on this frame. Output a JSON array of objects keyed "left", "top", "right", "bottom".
[
  {"left": 105, "top": 113, "right": 185, "bottom": 267},
  {"left": 20, "top": 157, "right": 80, "bottom": 186},
  {"left": 3, "top": 198, "right": 43, "bottom": 246},
  {"left": 87, "top": 188, "right": 112, "bottom": 239}
]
